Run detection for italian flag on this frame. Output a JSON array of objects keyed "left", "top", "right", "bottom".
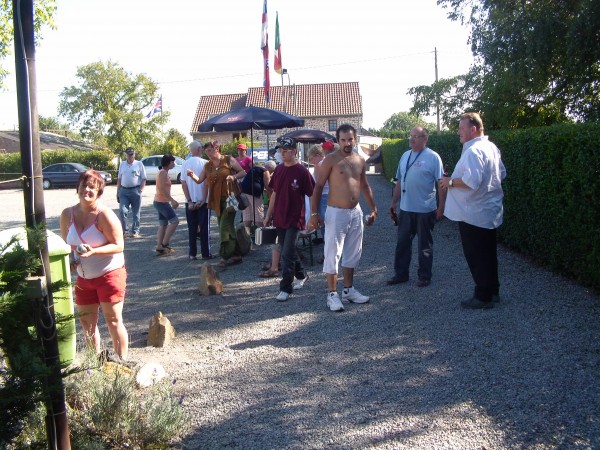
[{"left": 274, "top": 12, "right": 282, "bottom": 74}]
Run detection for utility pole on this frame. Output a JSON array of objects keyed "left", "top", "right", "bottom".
[
  {"left": 435, "top": 47, "right": 440, "bottom": 132},
  {"left": 281, "top": 69, "right": 287, "bottom": 113},
  {"left": 13, "top": 0, "right": 71, "bottom": 448}
]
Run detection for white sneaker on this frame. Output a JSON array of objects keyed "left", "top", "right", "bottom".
[
  {"left": 327, "top": 292, "right": 344, "bottom": 312},
  {"left": 276, "top": 291, "right": 290, "bottom": 302},
  {"left": 292, "top": 275, "right": 309, "bottom": 290},
  {"left": 342, "top": 287, "right": 370, "bottom": 304}
]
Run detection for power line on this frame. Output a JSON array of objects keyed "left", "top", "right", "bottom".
[{"left": 0, "top": 49, "right": 459, "bottom": 93}]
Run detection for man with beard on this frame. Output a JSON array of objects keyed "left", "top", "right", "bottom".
[{"left": 308, "top": 124, "right": 377, "bottom": 312}]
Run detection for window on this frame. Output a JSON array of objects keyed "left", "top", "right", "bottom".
[
  {"left": 265, "top": 129, "right": 276, "bottom": 135},
  {"left": 328, "top": 120, "right": 337, "bottom": 132}
]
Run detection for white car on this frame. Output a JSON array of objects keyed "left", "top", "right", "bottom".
[{"left": 140, "top": 155, "right": 184, "bottom": 183}]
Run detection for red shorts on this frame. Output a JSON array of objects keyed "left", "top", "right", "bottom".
[{"left": 75, "top": 266, "right": 127, "bottom": 305}]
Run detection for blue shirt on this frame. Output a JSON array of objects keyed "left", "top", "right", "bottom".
[{"left": 395, "top": 147, "right": 443, "bottom": 213}]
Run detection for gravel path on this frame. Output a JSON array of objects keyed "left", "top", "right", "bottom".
[{"left": 2, "top": 174, "right": 599, "bottom": 449}]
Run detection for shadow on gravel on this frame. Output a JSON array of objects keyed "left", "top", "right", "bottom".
[
  {"left": 81, "top": 175, "right": 599, "bottom": 448},
  {"left": 4, "top": 170, "right": 592, "bottom": 447}
]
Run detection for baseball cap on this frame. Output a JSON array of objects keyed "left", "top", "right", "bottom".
[
  {"left": 322, "top": 141, "right": 334, "bottom": 151},
  {"left": 275, "top": 137, "right": 297, "bottom": 150},
  {"left": 237, "top": 143, "right": 247, "bottom": 150},
  {"left": 125, "top": 147, "right": 135, "bottom": 155}
]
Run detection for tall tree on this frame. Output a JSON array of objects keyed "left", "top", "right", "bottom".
[
  {"left": 410, "top": 0, "right": 600, "bottom": 129},
  {"left": 378, "top": 112, "right": 434, "bottom": 138},
  {"left": 157, "top": 128, "right": 189, "bottom": 159},
  {"left": 58, "top": 60, "right": 168, "bottom": 152},
  {"left": 0, "top": 0, "right": 56, "bottom": 88}
]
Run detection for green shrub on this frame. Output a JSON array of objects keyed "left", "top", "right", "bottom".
[
  {"left": 380, "top": 123, "right": 600, "bottom": 290},
  {"left": 0, "top": 150, "right": 117, "bottom": 182}
]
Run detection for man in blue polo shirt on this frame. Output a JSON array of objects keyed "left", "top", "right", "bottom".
[{"left": 387, "top": 127, "right": 446, "bottom": 287}]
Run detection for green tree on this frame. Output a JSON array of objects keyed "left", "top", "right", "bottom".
[
  {"left": 410, "top": 0, "right": 600, "bottom": 129},
  {"left": 408, "top": 68, "right": 484, "bottom": 131},
  {"left": 378, "top": 112, "right": 434, "bottom": 138},
  {"left": 58, "top": 60, "right": 168, "bottom": 152},
  {"left": 157, "top": 128, "right": 189, "bottom": 159},
  {"left": 0, "top": 0, "right": 56, "bottom": 88}
]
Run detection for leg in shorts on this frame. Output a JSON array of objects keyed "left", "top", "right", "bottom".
[{"left": 322, "top": 205, "right": 364, "bottom": 274}]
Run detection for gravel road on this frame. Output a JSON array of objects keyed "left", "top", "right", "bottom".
[{"left": 1, "top": 175, "right": 599, "bottom": 449}]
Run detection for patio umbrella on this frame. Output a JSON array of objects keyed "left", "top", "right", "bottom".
[
  {"left": 279, "top": 128, "right": 336, "bottom": 144},
  {"left": 197, "top": 106, "right": 305, "bottom": 226},
  {"left": 197, "top": 105, "right": 304, "bottom": 133}
]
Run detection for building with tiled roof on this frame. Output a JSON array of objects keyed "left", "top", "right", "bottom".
[{"left": 190, "top": 82, "right": 364, "bottom": 148}]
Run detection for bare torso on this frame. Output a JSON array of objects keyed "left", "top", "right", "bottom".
[{"left": 324, "top": 150, "right": 366, "bottom": 209}]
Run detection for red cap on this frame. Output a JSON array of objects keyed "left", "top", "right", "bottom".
[
  {"left": 322, "top": 141, "right": 334, "bottom": 151},
  {"left": 237, "top": 144, "right": 247, "bottom": 150}
]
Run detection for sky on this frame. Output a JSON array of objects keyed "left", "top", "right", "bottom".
[{"left": 0, "top": 0, "right": 474, "bottom": 137}]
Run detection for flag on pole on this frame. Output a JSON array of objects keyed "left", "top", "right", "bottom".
[
  {"left": 261, "top": 0, "right": 270, "bottom": 105},
  {"left": 274, "top": 12, "right": 282, "bottom": 75},
  {"left": 146, "top": 95, "right": 162, "bottom": 119}
]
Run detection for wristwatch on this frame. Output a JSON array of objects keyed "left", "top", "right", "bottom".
[{"left": 449, "top": 178, "right": 454, "bottom": 187}]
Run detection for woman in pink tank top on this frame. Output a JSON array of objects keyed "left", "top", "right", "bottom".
[{"left": 60, "top": 170, "right": 129, "bottom": 361}]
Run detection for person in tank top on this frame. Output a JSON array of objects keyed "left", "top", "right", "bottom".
[{"left": 60, "top": 169, "right": 129, "bottom": 360}]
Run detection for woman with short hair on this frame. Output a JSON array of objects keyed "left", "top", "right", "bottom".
[{"left": 60, "top": 170, "right": 129, "bottom": 360}]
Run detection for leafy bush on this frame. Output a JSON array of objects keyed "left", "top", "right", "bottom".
[
  {"left": 380, "top": 123, "right": 600, "bottom": 290},
  {"left": 0, "top": 149, "right": 117, "bottom": 182}
]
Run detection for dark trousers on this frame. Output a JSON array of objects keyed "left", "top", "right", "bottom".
[
  {"left": 276, "top": 227, "right": 306, "bottom": 294},
  {"left": 458, "top": 221, "right": 500, "bottom": 302},
  {"left": 185, "top": 204, "right": 210, "bottom": 258},
  {"left": 393, "top": 210, "right": 436, "bottom": 281}
]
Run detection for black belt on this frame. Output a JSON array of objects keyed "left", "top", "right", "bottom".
[{"left": 121, "top": 185, "right": 141, "bottom": 189}]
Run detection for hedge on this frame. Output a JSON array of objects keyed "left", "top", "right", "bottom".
[
  {"left": 0, "top": 149, "right": 117, "bottom": 183},
  {"left": 380, "top": 123, "right": 600, "bottom": 290}
]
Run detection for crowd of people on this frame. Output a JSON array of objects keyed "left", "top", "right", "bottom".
[{"left": 66, "top": 114, "right": 505, "bottom": 360}]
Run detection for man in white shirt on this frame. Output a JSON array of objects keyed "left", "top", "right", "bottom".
[
  {"left": 439, "top": 112, "right": 507, "bottom": 309},
  {"left": 117, "top": 147, "right": 147, "bottom": 238},
  {"left": 180, "top": 140, "right": 211, "bottom": 260}
]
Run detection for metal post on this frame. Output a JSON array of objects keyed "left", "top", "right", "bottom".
[
  {"left": 435, "top": 47, "right": 440, "bottom": 132},
  {"left": 281, "top": 69, "right": 287, "bottom": 113}
]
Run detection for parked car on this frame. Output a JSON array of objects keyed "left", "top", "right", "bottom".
[
  {"left": 42, "top": 163, "right": 112, "bottom": 190},
  {"left": 140, "top": 155, "right": 184, "bottom": 183}
]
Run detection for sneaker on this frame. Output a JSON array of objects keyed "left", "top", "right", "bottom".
[
  {"left": 327, "top": 292, "right": 344, "bottom": 312},
  {"left": 276, "top": 291, "right": 290, "bottom": 302},
  {"left": 292, "top": 274, "right": 309, "bottom": 290},
  {"left": 342, "top": 287, "right": 370, "bottom": 304},
  {"left": 188, "top": 255, "right": 198, "bottom": 261},
  {"left": 131, "top": 232, "right": 142, "bottom": 238}
]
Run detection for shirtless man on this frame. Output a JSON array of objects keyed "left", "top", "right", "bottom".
[{"left": 308, "top": 124, "right": 378, "bottom": 312}]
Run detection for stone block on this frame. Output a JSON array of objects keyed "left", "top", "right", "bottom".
[
  {"left": 200, "top": 263, "right": 223, "bottom": 296},
  {"left": 147, "top": 311, "right": 175, "bottom": 347}
]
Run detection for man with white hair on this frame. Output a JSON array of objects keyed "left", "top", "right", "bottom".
[{"left": 180, "top": 140, "right": 211, "bottom": 260}]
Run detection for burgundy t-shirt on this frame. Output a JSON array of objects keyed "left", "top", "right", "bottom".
[{"left": 269, "top": 163, "right": 315, "bottom": 229}]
